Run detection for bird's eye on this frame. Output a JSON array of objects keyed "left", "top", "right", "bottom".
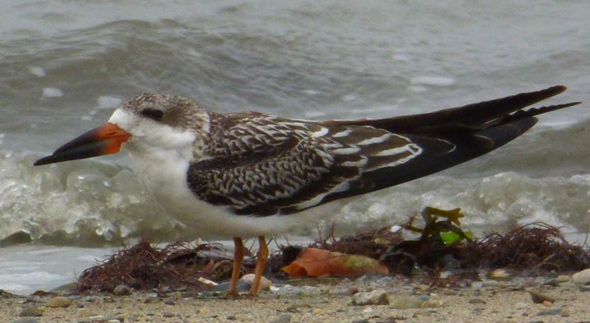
[{"left": 140, "top": 108, "right": 164, "bottom": 121}]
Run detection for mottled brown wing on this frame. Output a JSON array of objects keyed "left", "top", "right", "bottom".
[
  {"left": 186, "top": 113, "right": 424, "bottom": 216},
  {"left": 187, "top": 86, "right": 580, "bottom": 216}
]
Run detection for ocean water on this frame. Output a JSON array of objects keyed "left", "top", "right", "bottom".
[{"left": 1, "top": 0, "right": 590, "bottom": 293}]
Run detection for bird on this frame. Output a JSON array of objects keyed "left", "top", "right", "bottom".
[{"left": 34, "top": 85, "right": 580, "bottom": 296}]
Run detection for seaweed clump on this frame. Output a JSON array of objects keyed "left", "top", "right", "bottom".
[
  {"left": 296, "top": 208, "right": 590, "bottom": 277},
  {"left": 75, "top": 240, "right": 230, "bottom": 294},
  {"left": 73, "top": 207, "right": 590, "bottom": 294},
  {"left": 463, "top": 222, "right": 590, "bottom": 272}
]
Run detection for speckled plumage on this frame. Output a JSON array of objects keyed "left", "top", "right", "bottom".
[
  {"left": 188, "top": 112, "right": 421, "bottom": 216},
  {"left": 34, "top": 85, "right": 580, "bottom": 296},
  {"left": 107, "top": 86, "right": 579, "bottom": 222}
]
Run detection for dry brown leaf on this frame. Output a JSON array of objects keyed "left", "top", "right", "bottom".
[{"left": 282, "top": 247, "right": 389, "bottom": 278}]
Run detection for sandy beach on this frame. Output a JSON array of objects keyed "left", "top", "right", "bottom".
[{"left": 3, "top": 272, "right": 590, "bottom": 323}]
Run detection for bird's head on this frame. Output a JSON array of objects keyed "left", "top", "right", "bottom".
[{"left": 34, "top": 93, "right": 209, "bottom": 166}]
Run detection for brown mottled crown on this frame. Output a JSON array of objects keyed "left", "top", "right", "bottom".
[{"left": 121, "top": 93, "right": 209, "bottom": 133}]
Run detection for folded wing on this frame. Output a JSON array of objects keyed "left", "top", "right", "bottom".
[{"left": 187, "top": 86, "right": 580, "bottom": 216}]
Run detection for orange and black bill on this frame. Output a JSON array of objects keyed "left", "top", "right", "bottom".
[{"left": 34, "top": 123, "right": 131, "bottom": 166}]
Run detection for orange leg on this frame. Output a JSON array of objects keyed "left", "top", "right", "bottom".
[
  {"left": 249, "top": 236, "right": 269, "bottom": 296},
  {"left": 229, "top": 237, "right": 245, "bottom": 297}
]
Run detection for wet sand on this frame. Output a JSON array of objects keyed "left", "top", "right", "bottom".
[{"left": 2, "top": 274, "right": 589, "bottom": 323}]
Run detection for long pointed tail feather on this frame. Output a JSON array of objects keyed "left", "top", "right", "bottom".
[{"left": 320, "top": 86, "right": 581, "bottom": 204}]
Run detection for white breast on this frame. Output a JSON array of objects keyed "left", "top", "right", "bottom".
[{"left": 128, "top": 146, "right": 344, "bottom": 238}]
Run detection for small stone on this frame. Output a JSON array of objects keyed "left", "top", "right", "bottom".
[
  {"left": 77, "top": 316, "right": 107, "bottom": 323},
  {"left": 529, "top": 291, "right": 555, "bottom": 304},
  {"left": 163, "top": 312, "right": 174, "bottom": 318},
  {"left": 469, "top": 298, "right": 486, "bottom": 304},
  {"left": 143, "top": 296, "right": 160, "bottom": 303},
  {"left": 45, "top": 296, "right": 71, "bottom": 308},
  {"left": 572, "top": 269, "right": 590, "bottom": 284},
  {"left": 19, "top": 306, "right": 42, "bottom": 317},
  {"left": 212, "top": 280, "right": 250, "bottom": 293},
  {"left": 269, "top": 314, "right": 291, "bottom": 323},
  {"left": 556, "top": 275, "right": 570, "bottom": 283},
  {"left": 227, "top": 316, "right": 237, "bottom": 320},
  {"left": 351, "top": 320, "right": 369, "bottom": 323},
  {"left": 340, "top": 287, "right": 359, "bottom": 296},
  {"left": 375, "top": 318, "right": 401, "bottom": 323},
  {"left": 536, "top": 306, "right": 562, "bottom": 316},
  {"left": 164, "top": 299, "right": 176, "bottom": 305},
  {"left": 68, "top": 295, "right": 82, "bottom": 301},
  {"left": 11, "top": 318, "right": 39, "bottom": 323},
  {"left": 416, "top": 284, "right": 430, "bottom": 292},
  {"left": 418, "top": 294, "right": 430, "bottom": 302},
  {"left": 299, "top": 285, "right": 322, "bottom": 296},
  {"left": 240, "top": 273, "right": 272, "bottom": 290},
  {"left": 515, "top": 302, "right": 528, "bottom": 310},
  {"left": 421, "top": 299, "right": 444, "bottom": 308},
  {"left": 370, "top": 289, "right": 389, "bottom": 305},
  {"left": 471, "top": 282, "right": 484, "bottom": 290},
  {"left": 483, "top": 280, "right": 499, "bottom": 287},
  {"left": 488, "top": 268, "right": 512, "bottom": 280},
  {"left": 362, "top": 306, "right": 374, "bottom": 315},
  {"left": 390, "top": 296, "right": 424, "bottom": 309},
  {"left": 542, "top": 278, "right": 559, "bottom": 287},
  {"left": 351, "top": 289, "right": 389, "bottom": 306},
  {"left": 580, "top": 285, "right": 590, "bottom": 292},
  {"left": 113, "top": 285, "right": 132, "bottom": 296},
  {"left": 77, "top": 309, "right": 100, "bottom": 318}
]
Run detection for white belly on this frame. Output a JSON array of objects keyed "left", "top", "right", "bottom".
[{"left": 129, "top": 150, "right": 339, "bottom": 238}]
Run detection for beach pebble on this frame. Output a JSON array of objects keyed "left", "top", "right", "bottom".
[
  {"left": 77, "top": 316, "right": 106, "bottom": 323},
  {"left": 113, "top": 285, "right": 132, "bottom": 296},
  {"left": 46, "top": 296, "right": 71, "bottom": 308},
  {"left": 269, "top": 314, "right": 291, "bottom": 323},
  {"left": 515, "top": 302, "right": 528, "bottom": 310},
  {"left": 11, "top": 318, "right": 39, "bottom": 323},
  {"left": 276, "top": 285, "right": 320, "bottom": 297},
  {"left": 536, "top": 306, "right": 562, "bottom": 316},
  {"left": 164, "top": 299, "right": 176, "bottom": 305},
  {"left": 529, "top": 291, "right": 555, "bottom": 304},
  {"left": 163, "top": 312, "right": 175, "bottom": 318},
  {"left": 351, "top": 289, "right": 389, "bottom": 306},
  {"left": 556, "top": 275, "right": 570, "bottom": 283},
  {"left": 488, "top": 268, "right": 512, "bottom": 280},
  {"left": 375, "top": 318, "right": 402, "bottom": 323},
  {"left": 362, "top": 306, "right": 374, "bottom": 315},
  {"left": 77, "top": 309, "right": 100, "bottom": 318},
  {"left": 337, "top": 286, "right": 359, "bottom": 296},
  {"left": 418, "top": 294, "right": 430, "bottom": 302},
  {"left": 469, "top": 298, "right": 487, "bottom": 304},
  {"left": 389, "top": 296, "right": 424, "bottom": 309},
  {"left": 143, "top": 295, "right": 160, "bottom": 303},
  {"left": 19, "top": 305, "right": 42, "bottom": 317},
  {"left": 212, "top": 280, "right": 250, "bottom": 293},
  {"left": 422, "top": 299, "right": 444, "bottom": 308},
  {"left": 240, "top": 273, "right": 272, "bottom": 290},
  {"left": 572, "top": 269, "right": 590, "bottom": 284},
  {"left": 471, "top": 282, "right": 484, "bottom": 290}
]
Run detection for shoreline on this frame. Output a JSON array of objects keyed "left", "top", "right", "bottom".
[{"left": 3, "top": 272, "right": 590, "bottom": 323}]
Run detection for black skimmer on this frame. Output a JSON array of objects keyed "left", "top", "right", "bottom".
[{"left": 34, "top": 85, "right": 580, "bottom": 296}]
